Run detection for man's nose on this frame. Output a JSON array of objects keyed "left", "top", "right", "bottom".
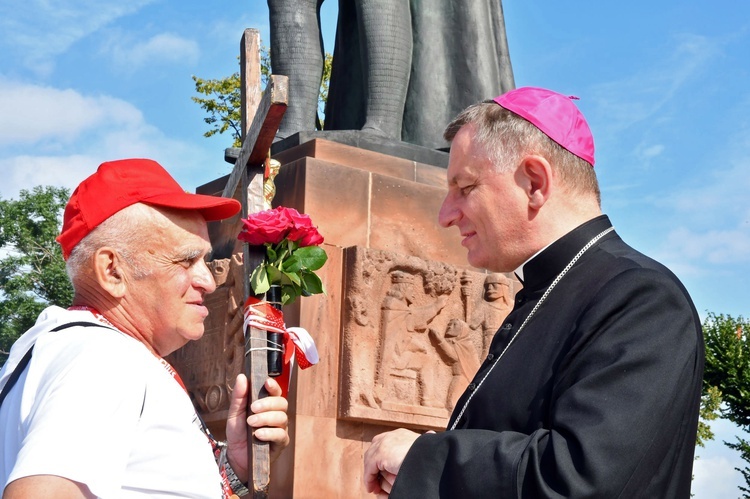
[
  {"left": 438, "top": 197, "right": 458, "bottom": 228},
  {"left": 194, "top": 259, "right": 217, "bottom": 294}
]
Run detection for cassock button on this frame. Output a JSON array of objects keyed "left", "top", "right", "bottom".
[
  {"left": 468, "top": 383, "right": 477, "bottom": 391},
  {"left": 516, "top": 295, "right": 524, "bottom": 304},
  {"left": 487, "top": 353, "right": 495, "bottom": 361}
]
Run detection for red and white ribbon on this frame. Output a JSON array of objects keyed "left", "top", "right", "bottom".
[{"left": 242, "top": 297, "right": 319, "bottom": 397}]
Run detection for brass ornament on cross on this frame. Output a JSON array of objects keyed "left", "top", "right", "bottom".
[{"left": 263, "top": 157, "right": 281, "bottom": 209}]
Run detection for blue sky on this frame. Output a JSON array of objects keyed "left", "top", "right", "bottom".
[{"left": 1, "top": 0, "right": 748, "bottom": 496}]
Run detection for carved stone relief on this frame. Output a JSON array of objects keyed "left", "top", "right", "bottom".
[{"left": 339, "top": 246, "right": 514, "bottom": 430}]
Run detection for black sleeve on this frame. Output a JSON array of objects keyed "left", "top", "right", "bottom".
[{"left": 391, "top": 268, "right": 703, "bottom": 498}]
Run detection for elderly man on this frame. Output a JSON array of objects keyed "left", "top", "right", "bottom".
[
  {"left": 0, "top": 159, "right": 289, "bottom": 498},
  {"left": 364, "top": 87, "right": 704, "bottom": 497}
]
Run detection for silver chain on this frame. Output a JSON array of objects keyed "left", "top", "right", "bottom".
[{"left": 448, "top": 226, "right": 615, "bottom": 430}]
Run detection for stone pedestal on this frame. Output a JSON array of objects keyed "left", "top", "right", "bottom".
[{"left": 167, "top": 137, "right": 516, "bottom": 498}]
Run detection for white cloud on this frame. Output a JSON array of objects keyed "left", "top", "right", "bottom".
[
  {"left": 662, "top": 225, "right": 750, "bottom": 266},
  {"left": 589, "top": 33, "right": 721, "bottom": 142},
  {"left": 106, "top": 33, "right": 201, "bottom": 70},
  {"left": 0, "top": 155, "right": 99, "bottom": 198},
  {"left": 692, "top": 454, "right": 744, "bottom": 498},
  {"left": 0, "top": 0, "right": 157, "bottom": 74},
  {"left": 1, "top": 140, "right": 224, "bottom": 202},
  {"left": 693, "top": 418, "right": 746, "bottom": 498},
  {"left": 636, "top": 143, "right": 665, "bottom": 162},
  {"left": 619, "top": 72, "right": 750, "bottom": 270},
  {"left": 0, "top": 79, "right": 144, "bottom": 147},
  {"left": 651, "top": 169, "right": 750, "bottom": 272},
  {"left": 0, "top": 79, "right": 223, "bottom": 200},
  {"left": 647, "top": 111, "right": 750, "bottom": 269},
  {"left": 664, "top": 159, "right": 750, "bottom": 221}
]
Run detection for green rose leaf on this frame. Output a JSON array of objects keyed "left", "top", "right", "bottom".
[
  {"left": 281, "top": 285, "right": 300, "bottom": 305},
  {"left": 301, "top": 270, "right": 325, "bottom": 295},
  {"left": 283, "top": 270, "right": 302, "bottom": 286},
  {"left": 282, "top": 254, "right": 302, "bottom": 273},
  {"left": 266, "top": 244, "right": 278, "bottom": 262},
  {"left": 266, "top": 264, "right": 283, "bottom": 284},
  {"left": 292, "top": 245, "right": 328, "bottom": 271},
  {"left": 250, "top": 263, "right": 270, "bottom": 295}
]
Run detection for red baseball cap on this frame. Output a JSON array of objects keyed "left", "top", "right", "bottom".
[
  {"left": 56, "top": 158, "right": 241, "bottom": 259},
  {"left": 493, "top": 87, "right": 595, "bottom": 166}
]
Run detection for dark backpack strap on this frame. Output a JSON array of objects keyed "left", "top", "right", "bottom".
[
  {"left": 0, "top": 346, "right": 34, "bottom": 408},
  {"left": 0, "top": 321, "right": 107, "bottom": 408}
]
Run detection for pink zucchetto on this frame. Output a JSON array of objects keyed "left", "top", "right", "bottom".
[{"left": 493, "top": 86, "right": 595, "bottom": 166}]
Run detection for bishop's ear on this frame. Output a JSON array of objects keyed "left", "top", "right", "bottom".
[{"left": 519, "top": 155, "right": 553, "bottom": 210}]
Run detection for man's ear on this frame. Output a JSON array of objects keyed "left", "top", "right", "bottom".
[
  {"left": 93, "top": 247, "right": 127, "bottom": 298},
  {"left": 518, "top": 155, "right": 553, "bottom": 210}
]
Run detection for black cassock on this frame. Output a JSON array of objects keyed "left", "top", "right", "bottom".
[{"left": 391, "top": 215, "right": 704, "bottom": 498}]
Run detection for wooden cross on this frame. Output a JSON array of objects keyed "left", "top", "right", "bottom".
[{"left": 221, "top": 28, "right": 288, "bottom": 498}]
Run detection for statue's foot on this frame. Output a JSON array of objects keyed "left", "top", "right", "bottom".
[
  {"left": 361, "top": 125, "right": 387, "bottom": 137},
  {"left": 361, "top": 125, "right": 401, "bottom": 141},
  {"left": 273, "top": 131, "right": 291, "bottom": 143}
]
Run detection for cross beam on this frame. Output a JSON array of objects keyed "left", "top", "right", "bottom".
[
  {"left": 226, "top": 28, "right": 288, "bottom": 498},
  {"left": 221, "top": 75, "right": 288, "bottom": 203}
]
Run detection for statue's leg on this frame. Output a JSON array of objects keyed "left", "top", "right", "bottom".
[
  {"left": 356, "top": 0, "right": 412, "bottom": 140},
  {"left": 268, "top": 0, "right": 325, "bottom": 139}
]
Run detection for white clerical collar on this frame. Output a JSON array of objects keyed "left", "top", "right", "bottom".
[{"left": 514, "top": 242, "right": 554, "bottom": 284}]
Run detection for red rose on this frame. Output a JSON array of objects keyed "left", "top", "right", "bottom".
[
  {"left": 295, "top": 226, "right": 325, "bottom": 246},
  {"left": 238, "top": 207, "right": 292, "bottom": 245},
  {"left": 285, "top": 208, "right": 325, "bottom": 247}
]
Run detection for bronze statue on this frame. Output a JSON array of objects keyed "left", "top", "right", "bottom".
[
  {"left": 267, "top": 0, "right": 327, "bottom": 139},
  {"left": 267, "top": 0, "right": 515, "bottom": 149}
]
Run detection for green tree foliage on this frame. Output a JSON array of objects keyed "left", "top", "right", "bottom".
[
  {"left": 728, "top": 437, "right": 750, "bottom": 499},
  {"left": 0, "top": 186, "right": 73, "bottom": 366},
  {"left": 191, "top": 68, "right": 244, "bottom": 147},
  {"left": 698, "top": 385, "right": 722, "bottom": 447},
  {"left": 704, "top": 313, "right": 750, "bottom": 425},
  {"left": 192, "top": 47, "right": 332, "bottom": 147},
  {"left": 703, "top": 312, "right": 750, "bottom": 496},
  {"left": 317, "top": 52, "right": 333, "bottom": 129}
]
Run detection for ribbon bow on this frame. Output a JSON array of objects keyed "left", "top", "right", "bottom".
[{"left": 242, "top": 297, "right": 319, "bottom": 397}]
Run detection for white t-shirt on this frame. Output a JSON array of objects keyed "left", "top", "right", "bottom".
[{"left": 0, "top": 306, "right": 223, "bottom": 498}]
